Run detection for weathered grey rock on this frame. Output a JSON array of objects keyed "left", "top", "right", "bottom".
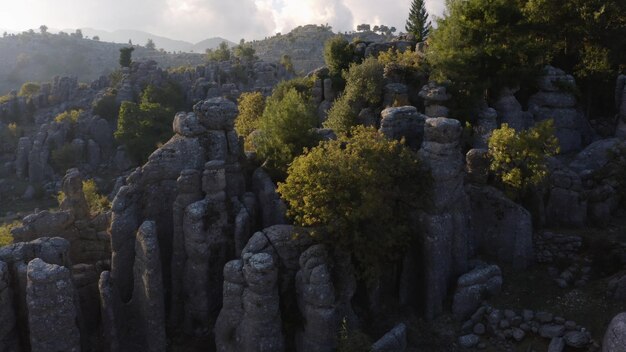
[
  {"left": 173, "top": 112, "right": 207, "bottom": 137},
  {"left": 323, "top": 78, "right": 335, "bottom": 102},
  {"left": 371, "top": 323, "right": 407, "bottom": 352},
  {"left": 296, "top": 245, "right": 339, "bottom": 352},
  {"left": 379, "top": 106, "right": 426, "bottom": 149},
  {"left": 419, "top": 83, "right": 450, "bottom": 118},
  {"left": 15, "top": 137, "right": 31, "bottom": 179},
  {"left": 418, "top": 117, "right": 470, "bottom": 319},
  {"left": 383, "top": 83, "right": 409, "bottom": 108},
  {"left": 26, "top": 258, "right": 80, "bottom": 352},
  {"left": 494, "top": 87, "right": 532, "bottom": 131},
  {"left": 465, "top": 149, "right": 490, "bottom": 184},
  {"left": 0, "top": 260, "right": 19, "bottom": 351},
  {"left": 458, "top": 334, "right": 480, "bottom": 348},
  {"left": 193, "top": 97, "right": 238, "bottom": 130},
  {"left": 87, "top": 139, "right": 100, "bottom": 168},
  {"left": 113, "top": 146, "right": 134, "bottom": 172},
  {"left": 604, "top": 313, "right": 626, "bottom": 352},
  {"left": 131, "top": 221, "right": 166, "bottom": 352},
  {"left": 540, "top": 324, "right": 565, "bottom": 338},
  {"left": 548, "top": 337, "right": 565, "bottom": 352},
  {"left": 569, "top": 138, "right": 620, "bottom": 174},
  {"left": 564, "top": 331, "right": 588, "bottom": 348},
  {"left": 546, "top": 161, "right": 587, "bottom": 227},
  {"left": 473, "top": 106, "right": 497, "bottom": 148},
  {"left": 252, "top": 168, "right": 287, "bottom": 228},
  {"left": 59, "top": 168, "right": 90, "bottom": 220},
  {"left": 452, "top": 264, "right": 502, "bottom": 320},
  {"left": 466, "top": 185, "right": 533, "bottom": 269}
]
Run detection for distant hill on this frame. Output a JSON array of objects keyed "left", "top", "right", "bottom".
[
  {"left": 248, "top": 24, "right": 388, "bottom": 74},
  {"left": 0, "top": 32, "right": 205, "bottom": 95},
  {"left": 79, "top": 28, "right": 235, "bottom": 53}
]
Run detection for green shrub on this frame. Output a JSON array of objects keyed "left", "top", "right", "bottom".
[
  {"left": 0, "top": 221, "right": 19, "bottom": 247},
  {"left": 235, "top": 92, "right": 265, "bottom": 146},
  {"left": 92, "top": 89, "right": 119, "bottom": 120},
  {"left": 324, "top": 57, "right": 384, "bottom": 134},
  {"left": 58, "top": 179, "right": 110, "bottom": 215},
  {"left": 488, "top": 119, "right": 560, "bottom": 197},
  {"left": 323, "top": 35, "right": 354, "bottom": 78},
  {"left": 51, "top": 143, "right": 84, "bottom": 173},
  {"left": 119, "top": 47, "right": 134, "bottom": 68},
  {"left": 18, "top": 82, "right": 40, "bottom": 97},
  {"left": 54, "top": 109, "right": 82, "bottom": 124},
  {"left": 277, "top": 126, "right": 430, "bottom": 280},
  {"left": 254, "top": 87, "right": 318, "bottom": 180},
  {"left": 206, "top": 41, "right": 231, "bottom": 62}
]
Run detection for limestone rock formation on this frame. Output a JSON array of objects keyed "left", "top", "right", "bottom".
[
  {"left": 419, "top": 83, "right": 450, "bottom": 118},
  {"left": 452, "top": 263, "right": 502, "bottom": 320},
  {"left": 466, "top": 185, "right": 533, "bottom": 269},
  {"left": 0, "top": 260, "right": 19, "bottom": 351},
  {"left": 418, "top": 117, "right": 470, "bottom": 319},
  {"left": 603, "top": 313, "right": 626, "bottom": 352},
  {"left": 252, "top": 168, "right": 287, "bottom": 228},
  {"left": 529, "top": 66, "right": 589, "bottom": 153},
  {"left": 379, "top": 106, "right": 426, "bottom": 150},
  {"left": 371, "top": 323, "right": 407, "bottom": 352},
  {"left": 493, "top": 87, "right": 533, "bottom": 132},
  {"left": 26, "top": 258, "right": 80, "bottom": 352}
]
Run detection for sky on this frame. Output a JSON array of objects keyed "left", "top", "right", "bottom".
[{"left": 0, "top": 0, "right": 446, "bottom": 43}]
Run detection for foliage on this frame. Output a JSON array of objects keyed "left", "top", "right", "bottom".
[
  {"left": 377, "top": 48, "right": 427, "bottom": 84},
  {"left": 114, "top": 83, "right": 183, "bottom": 163},
  {"left": 57, "top": 179, "right": 111, "bottom": 215},
  {"left": 324, "top": 57, "right": 384, "bottom": 134},
  {"left": 119, "top": 47, "right": 134, "bottom": 68},
  {"left": 145, "top": 38, "right": 156, "bottom": 50},
  {"left": 92, "top": 89, "right": 119, "bottom": 121},
  {"left": 206, "top": 41, "right": 232, "bottom": 62},
  {"left": 406, "top": 0, "right": 431, "bottom": 42},
  {"left": 0, "top": 123, "right": 21, "bottom": 153},
  {"left": 277, "top": 126, "right": 430, "bottom": 280},
  {"left": 337, "top": 317, "right": 372, "bottom": 352},
  {"left": 0, "top": 221, "right": 19, "bottom": 247},
  {"left": 271, "top": 77, "right": 315, "bottom": 102},
  {"left": 488, "top": 119, "right": 560, "bottom": 196},
  {"left": 18, "top": 82, "right": 40, "bottom": 97},
  {"left": 235, "top": 92, "right": 265, "bottom": 143},
  {"left": 428, "top": 0, "right": 547, "bottom": 113},
  {"left": 323, "top": 36, "right": 354, "bottom": 78},
  {"left": 51, "top": 143, "right": 84, "bottom": 173},
  {"left": 109, "top": 69, "right": 124, "bottom": 87},
  {"left": 233, "top": 40, "right": 256, "bottom": 61},
  {"left": 54, "top": 109, "right": 82, "bottom": 124},
  {"left": 254, "top": 87, "right": 318, "bottom": 180},
  {"left": 280, "top": 55, "right": 295, "bottom": 74}
]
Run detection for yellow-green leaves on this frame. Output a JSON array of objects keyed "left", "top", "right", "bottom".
[
  {"left": 488, "top": 119, "right": 559, "bottom": 195},
  {"left": 278, "top": 126, "right": 430, "bottom": 281}
]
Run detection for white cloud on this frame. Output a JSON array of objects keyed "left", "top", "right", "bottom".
[{"left": 0, "top": 0, "right": 446, "bottom": 42}]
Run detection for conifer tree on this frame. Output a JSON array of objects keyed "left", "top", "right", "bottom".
[{"left": 405, "top": 0, "right": 431, "bottom": 42}]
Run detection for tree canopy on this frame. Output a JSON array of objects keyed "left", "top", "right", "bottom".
[
  {"left": 278, "top": 126, "right": 430, "bottom": 280},
  {"left": 406, "top": 0, "right": 431, "bottom": 42}
]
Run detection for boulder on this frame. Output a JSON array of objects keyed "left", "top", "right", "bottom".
[
  {"left": 379, "top": 106, "right": 426, "bottom": 149},
  {"left": 604, "top": 313, "right": 626, "bottom": 352}
]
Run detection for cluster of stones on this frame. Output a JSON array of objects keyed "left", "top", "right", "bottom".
[
  {"left": 458, "top": 305, "right": 597, "bottom": 351},
  {"left": 547, "top": 261, "right": 593, "bottom": 289},
  {"left": 535, "top": 231, "right": 583, "bottom": 263}
]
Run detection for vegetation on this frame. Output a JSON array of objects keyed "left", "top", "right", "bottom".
[
  {"left": 54, "top": 109, "right": 82, "bottom": 124},
  {"left": 377, "top": 48, "right": 427, "bottom": 85},
  {"left": 0, "top": 221, "right": 19, "bottom": 247},
  {"left": 488, "top": 119, "right": 560, "bottom": 197},
  {"left": 119, "top": 47, "right": 134, "bottom": 68},
  {"left": 92, "top": 89, "right": 119, "bottom": 121},
  {"left": 280, "top": 54, "right": 295, "bottom": 74},
  {"left": 323, "top": 36, "right": 354, "bottom": 78},
  {"left": 18, "top": 82, "right": 40, "bottom": 97},
  {"left": 406, "top": 0, "right": 431, "bottom": 42},
  {"left": 427, "top": 0, "right": 626, "bottom": 118},
  {"left": 324, "top": 57, "right": 384, "bottom": 134},
  {"left": 114, "top": 82, "right": 184, "bottom": 163},
  {"left": 233, "top": 40, "right": 256, "bottom": 61},
  {"left": 51, "top": 143, "right": 84, "bottom": 174},
  {"left": 0, "top": 122, "right": 21, "bottom": 152},
  {"left": 254, "top": 87, "right": 318, "bottom": 180},
  {"left": 235, "top": 92, "right": 265, "bottom": 148},
  {"left": 278, "top": 126, "right": 430, "bottom": 280},
  {"left": 57, "top": 179, "right": 110, "bottom": 215},
  {"left": 145, "top": 39, "right": 156, "bottom": 50},
  {"left": 206, "top": 41, "right": 231, "bottom": 62}
]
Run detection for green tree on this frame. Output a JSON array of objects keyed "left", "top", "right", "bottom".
[
  {"left": 254, "top": 87, "right": 318, "bottom": 179},
  {"left": 119, "top": 47, "right": 135, "bottom": 68},
  {"left": 277, "top": 126, "right": 430, "bottom": 280},
  {"left": 114, "top": 83, "right": 183, "bottom": 163},
  {"left": 206, "top": 41, "right": 231, "bottom": 62},
  {"left": 146, "top": 38, "right": 156, "bottom": 50},
  {"left": 324, "top": 57, "right": 384, "bottom": 134},
  {"left": 38, "top": 25, "right": 48, "bottom": 35},
  {"left": 323, "top": 35, "right": 354, "bottom": 78},
  {"left": 427, "top": 0, "right": 547, "bottom": 115},
  {"left": 280, "top": 54, "right": 295, "bottom": 74},
  {"left": 92, "top": 89, "right": 119, "bottom": 121},
  {"left": 406, "top": 0, "right": 431, "bottom": 42},
  {"left": 235, "top": 92, "right": 265, "bottom": 144},
  {"left": 233, "top": 40, "right": 256, "bottom": 61},
  {"left": 488, "top": 119, "right": 560, "bottom": 197}
]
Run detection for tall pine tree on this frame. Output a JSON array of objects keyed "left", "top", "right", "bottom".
[{"left": 405, "top": 0, "right": 431, "bottom": 42}]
